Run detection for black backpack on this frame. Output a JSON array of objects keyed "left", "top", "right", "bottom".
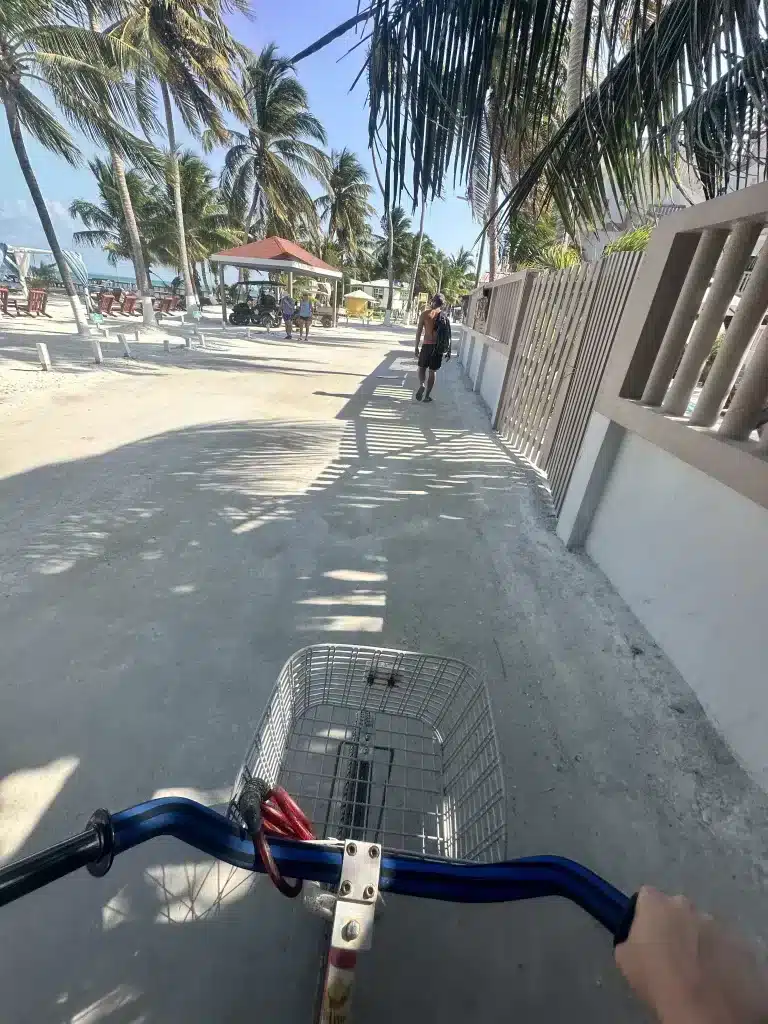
[{"left": 435, "top": 310, "right": 452, "bottom": 356}]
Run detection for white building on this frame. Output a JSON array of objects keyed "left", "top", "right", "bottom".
[{"left": 352, "top": 279, "right": 409, "bottom": 312}]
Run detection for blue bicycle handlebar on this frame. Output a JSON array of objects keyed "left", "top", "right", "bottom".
[{"left": 0, "top": 797, "right": 634, "bottom": 939}]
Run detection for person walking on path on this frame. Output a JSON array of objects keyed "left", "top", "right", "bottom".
[
  {"left": 298, "top": 293, "right": 312, "bottom": 341},
  {"left": 414, "top": 293, "right": 451, "bottom": 402},
  {"left": 281, "top": 293, "right": 295, "bottom": 339}
]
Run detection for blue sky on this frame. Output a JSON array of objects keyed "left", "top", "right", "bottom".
[{"left": 0, "top": 0, "right": 485, "bottom": 278}]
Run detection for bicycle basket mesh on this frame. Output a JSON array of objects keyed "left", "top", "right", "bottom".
[{"left": 230, "top": 645, "right": 506, "bottom": 863}]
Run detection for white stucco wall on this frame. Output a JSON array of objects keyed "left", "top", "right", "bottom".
[{"left": 585, "top": 431, "right": 768, "bottom": 786}]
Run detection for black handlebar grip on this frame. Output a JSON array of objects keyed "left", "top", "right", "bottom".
[
  {"left": 237, "top": 778, "right": 270, "bottom": 839},
  {"left": 613, "top": 891, "right": 638, "bottom": 946}
]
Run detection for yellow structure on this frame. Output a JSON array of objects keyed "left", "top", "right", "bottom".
[{"left": 344, "top": 289, "right": 374, "bottom": 318}]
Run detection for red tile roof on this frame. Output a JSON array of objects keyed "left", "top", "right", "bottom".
[{"left": 212, "top": 236, "right": 338, "bottom": 271}]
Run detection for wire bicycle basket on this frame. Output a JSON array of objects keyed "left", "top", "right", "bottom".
[{"left": 230, "top": 645, "right": 506, "bottom": 863}]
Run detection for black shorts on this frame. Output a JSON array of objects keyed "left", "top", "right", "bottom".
[{"left": 418, "top": 344, "right": 442, "bottom": 370}]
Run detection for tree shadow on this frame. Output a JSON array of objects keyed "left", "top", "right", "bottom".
[{"left": 1, "top": 348, "right": 764, "bottom": 1022}]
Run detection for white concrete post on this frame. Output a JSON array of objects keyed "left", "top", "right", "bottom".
[
  {"left": 198, "top": 333, "right": 207, "bottom": 349},
  {"left": 36, "top": 342, "right": 52, "bottom": 371},
  {"left": 117, "top": 333, "right": 133, "bottom": 358},
  {"left": 691, "top": 234, "right": 768, "bottom": 426},
  {"left": 163, "top": 338, "right": 170, "bottom": 353},
  {"left": 90, "top": 338, "right": 104, "bottom": 364}
]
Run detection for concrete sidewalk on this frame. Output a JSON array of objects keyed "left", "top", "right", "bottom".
[{"left": 0, "top": 329, "right": 766, "bottom": 1022}]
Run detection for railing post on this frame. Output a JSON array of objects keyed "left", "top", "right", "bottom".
[
  {"left": 642, "top": 229, "right": 728, "bottom": 406},
  {"left": 662, "top": 222, "right": 761, "bottom": 416},
  {"left": 719, "top": 327, "right": 768, "bottom": 439},
  {"left": 690, "top": 233, "right": 768, "bottom": 426}
]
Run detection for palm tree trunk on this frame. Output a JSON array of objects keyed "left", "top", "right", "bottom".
[
  {"left": 192, "top": 263, "right": 203, "bottom": 300},
  {"left": 200, "top": 261, "right": 211, "bottom": 294},
  {"left": 566, "top": 0, "right": 588, "bottom": 117},
  {"left": 5, "top": 97, "right": 90, "bottom": 336},
  {"left": 487, "top": 105, "right": 503, "bottom": 283},
  {"left": 488, "top": 174, "right": 499, "bottom": 282},
  {"left": 371, "top": 151, "right": 395, "bottom": 324},
  {"left": 161, "top": 82, "right": 197, "bottom": 311},
  {"left": 474, "top": 229, "right": 486, "bottom": 288},
  {"left": 407, "top": 199, "right": 427, "bottom": 316},
  {"left": 110, "top": 147, "right": 156, "bottom": 326},
  {"left": 84, "top": 3, "right": 155, "bottom": 328}
]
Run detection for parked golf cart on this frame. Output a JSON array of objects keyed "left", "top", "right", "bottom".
[{"left": 227, "top": 281, "right": 281, "bottom": 327}]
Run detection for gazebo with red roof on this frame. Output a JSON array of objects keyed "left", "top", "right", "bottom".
[{"left": 209, "top": 236, "right": 343, "bottom": 325}]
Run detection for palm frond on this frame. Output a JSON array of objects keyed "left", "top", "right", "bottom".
[
  {"left": 299, "top": 0, "right": 768, "bottom": 232},
  {"left": 14, "top": 84, "right": 80, "bottom": 163}
]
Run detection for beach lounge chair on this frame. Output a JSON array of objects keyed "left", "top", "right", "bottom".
[
  {"left": 120, "top": 294, "right": 138, "bottom": 315},
  {"left": 97, "top": 292, "right": 116, "bottom": 317},
  {"left": 16, "top": 289, "right": 50, "bottom": 317}
]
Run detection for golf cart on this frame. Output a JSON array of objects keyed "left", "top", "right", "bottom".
[{"left": 227, "top": 280, "right": 281, "bottom": 327}]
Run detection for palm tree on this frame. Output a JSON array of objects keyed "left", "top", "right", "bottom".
[
  {"left": 219, "top": 44, "right": 329, "bottom": 242},
  {"left": 406, "top": 199, "right": 427, "bottom": 312},
  {"left": 441, "top": 249, "right": 476, "bottom": 304},
  {"left": 299, "top": 0, "right": 761, "bottom": 238},
  {"left": 70, "top": 156, "right": 155, "bottom": 273},
  {"left": 112, "top": 0, "right": 249, "bottom": 311},
  {"left": 0, "top": 0, "right": 147, "bottom": 335},
  {"left": 74, "top": 0, "right": 160, "bottom": 325},
  {"left": 317, "top": 148, "right": 374, "bottom": 259},
  {"left": 375, "top": 206, "right": 412, "bottom": 281},
  {"left": 147, "top": 151, "right": 244, "bottom": 292}
]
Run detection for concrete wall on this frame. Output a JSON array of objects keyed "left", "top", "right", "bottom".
[{"left": 584, "top": 430, "right": 768, "bottom": 786}]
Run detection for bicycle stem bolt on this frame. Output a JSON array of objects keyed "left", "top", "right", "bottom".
[
  {"left": 369, "top": 846, "right": 379, "bottom": 858},
  {"left": 346, "top": 843, "right": 357, "bottom": 856},
  {"left": 340, "top": 880, "right": 352, "bottom": 896},
  {"left": 363, "top": 885, "right": 375, "bottom": 900},
  {"left": 341, "top": 920, "right": 360, "bottom": 942}
]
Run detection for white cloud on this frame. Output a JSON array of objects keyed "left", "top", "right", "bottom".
[{"left": 46, "top": 198, "right": 71, "bottom": 221}]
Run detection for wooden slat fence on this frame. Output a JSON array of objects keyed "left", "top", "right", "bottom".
[
  {"left": 488, "top": 251, "right": 643, "bottom": 512},
  {"left": 544, "top": 251, "right": 642, "bottom": 510},
  {"left": 485, "top": 276, "right": 525, "bottom": 343}
]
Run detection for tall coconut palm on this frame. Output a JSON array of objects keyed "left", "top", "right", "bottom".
[
  {"left": 317, "top": 148, "right": 374, "bottom": 259},
  {"left": 69, "top": 155, "right": 155, "bottom": 273},
  {"left": 147, "top": 151, "right": 244, "bottom": 288},
  {"left": 406, "top": 199, "right": 427, "bottom": 311},
  {"left": 73, "top": 0, "right": 160, "bottom": 324},
  {"left": 112, "top": 0, "right": 249, "bottom": 311},
  {"left": 299, "top": 0, "right": 764, "bottom": 237},
  {"left": 0, "top": 0, "right": 149, "bottom": 335},
  {"left": 219, "top": 43, "right": 329, "bottom": 241},
  {"left": 375, "top": 207, "right": 413, "bottom": 280}
]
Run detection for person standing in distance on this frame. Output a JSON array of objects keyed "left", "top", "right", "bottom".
[
  {"left": 298, "top": 293, "right": 312, "bottom": 341},
  {"left": 414, "top": 293, "right": 451, "bottom": 403},
  {"left": 280, "top": 292, "right": 295, "bottom": 339}
]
